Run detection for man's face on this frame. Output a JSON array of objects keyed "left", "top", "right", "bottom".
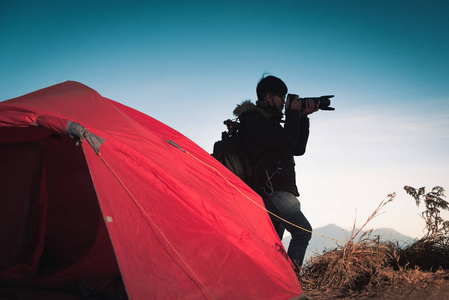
[{"left": 272, "top": 94, "right": 286, "bottom": 112}]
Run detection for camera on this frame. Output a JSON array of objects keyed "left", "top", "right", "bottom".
[{"left": 287, "top": 94, "right": 335, "bottom": 111}]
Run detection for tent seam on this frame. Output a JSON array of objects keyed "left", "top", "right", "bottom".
[{"left": 97, "top": 152, "right": 215, "bottom": 300}]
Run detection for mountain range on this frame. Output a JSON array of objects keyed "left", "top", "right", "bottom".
[{"left": 281, "top": 223, "right": 416, "bottom": 263}]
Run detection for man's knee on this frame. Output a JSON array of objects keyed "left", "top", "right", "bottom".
[{"left": 291, "top": 225, "right": 312, "bottom": 241}]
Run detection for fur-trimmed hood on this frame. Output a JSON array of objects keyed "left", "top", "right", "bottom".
[{"left": 233, "top": 100, "right": 283, "bottom": 120}]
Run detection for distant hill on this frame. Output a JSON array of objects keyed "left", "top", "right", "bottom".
[{"left": 281, "top": 223, "right": 415, "bottom": 263}]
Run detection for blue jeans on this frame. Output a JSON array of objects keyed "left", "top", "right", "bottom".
[{"left": 264, "top": 191, "right": 312, "bottom": 267}]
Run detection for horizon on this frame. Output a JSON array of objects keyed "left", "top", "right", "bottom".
[
  {"left": 284, "top": 222, "right": 418, "bottom": 261},
  {"left": 1, "top": 1, "right": 448, "bottom": 239}
]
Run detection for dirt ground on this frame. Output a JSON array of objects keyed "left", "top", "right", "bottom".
[
  {"left": 1, "top": 272, "right": 448, "bottom": 299},
  {"left": 378, "top": 281, "right": 449, "bottom": 300},
  {"left": 302, "top": 270, "right": 449, "bottom": 299}
]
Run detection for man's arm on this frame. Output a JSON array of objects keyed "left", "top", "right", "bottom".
[
  {"left": 292, "top": 99, "right": 319, "bottom": 156},
  {"left": 244, "top": 112, "right": 301, "bottom": 151},
  {"left": 292, "top": 117, "right": 309, "bottom": 156}
]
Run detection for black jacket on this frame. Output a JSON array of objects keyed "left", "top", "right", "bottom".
[{"left": 233, "top": 100, "right": 310, "bottom": 197}]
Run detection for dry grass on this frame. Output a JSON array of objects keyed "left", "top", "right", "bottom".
[
  {"left": 300, "top": 193, "right": 449, "bottom": 298},
  {"left": 396, "top": 237, "right": 449, "bottom": 271},
  {"left": 301, "top": 240, "right": 399, "bottom": 298},
  {"left": 301, "top": 241, "right": 449, "bottom": 299}
]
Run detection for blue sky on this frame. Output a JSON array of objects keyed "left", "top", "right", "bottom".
[{"left": 1, "top": 0, "right": 448, "bottom": 239}]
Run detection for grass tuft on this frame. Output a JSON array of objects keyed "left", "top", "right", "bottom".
[{"left": 300, "top": 190, "right": 449, "bottom": 298}]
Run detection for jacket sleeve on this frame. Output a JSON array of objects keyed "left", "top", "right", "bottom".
[
  {"left": 292, "top": 117, "right": 310, "bottom": 156},
  {"left": 243, "top": 110, "right": 303, "bottom": 152}
]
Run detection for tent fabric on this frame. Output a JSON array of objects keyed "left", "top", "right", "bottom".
[{"left": 0, "top": 81, "right": 303, "bottom": 299}]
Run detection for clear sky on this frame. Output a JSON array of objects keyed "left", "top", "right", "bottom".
[{"left": 1, "top": 0, "right": 448, "bottom": 239}]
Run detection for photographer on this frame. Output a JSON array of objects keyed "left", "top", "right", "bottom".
[{"left": 233, "top": 75, "right": 318, "bottom": 269}]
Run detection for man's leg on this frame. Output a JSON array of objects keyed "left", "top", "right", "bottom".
[
  {"left": 266, "top": 191, "right": 312, "bottom": 268},
  {"left": 264, "top": 198, "right": 286, "bottom": 240}
]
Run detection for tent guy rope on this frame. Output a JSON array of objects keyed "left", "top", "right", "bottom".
[{"left": 165, "top": 140, "right": 349, "bottom": 245}]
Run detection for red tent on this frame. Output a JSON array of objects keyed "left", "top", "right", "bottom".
[{"left": 0, "top": 81, "right": 303, "bottom": 299}]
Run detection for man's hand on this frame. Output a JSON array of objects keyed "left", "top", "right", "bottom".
[
  {"left": 301, "top": 99, "right": 319, "bottom": 117},
  {"left": 286, "top": 94, "right": 301, "bottom": 111},
  {"left": 287, "top": 94, "right": 320, "bottom": 116}
]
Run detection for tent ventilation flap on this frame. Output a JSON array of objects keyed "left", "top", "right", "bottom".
[{"left": 67, "top": 121, "right": 106, "bottom": 154}]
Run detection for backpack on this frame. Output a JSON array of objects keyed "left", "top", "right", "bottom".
[{"left": 212, "top": 119, "right": 251, "bottom": 184}]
